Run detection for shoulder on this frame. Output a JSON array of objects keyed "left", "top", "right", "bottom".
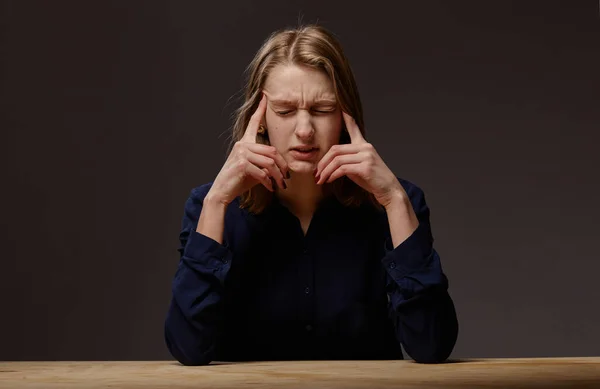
[
  {"left": 178, "top": 183, "right": 213, "bottom": 231},
  {"left": 396, "top": 176, "right": 431, "bottom": 218},
  {"left": 186, "top": 182, "right": 241, "bottom": 204},
  {"left": 181, "top": 183, "right": 213, "bottom": 217},
  {"left": 184, "top": 182, "right": 242, "bottom": 210},
  {"left": 187, "top": 182, "right": 213, "bottom": 204},
  {"left": 182, "top": 182, "right": 243, "bottom": 220},
  {"left": 181, "top": 183, "right": 257, "bottom": 251},
  {"left": 351, "top": 176, "right": 430, "bottom": 218},
  {"left": 360, "top": 176, "right": 430, "bottom": 218},
  {"left": 397, "top": 177, "right": 427, "bottom": 203}
]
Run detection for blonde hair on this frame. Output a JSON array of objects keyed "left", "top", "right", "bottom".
[{"left": 229, "top": 24, "right": 379, "bottom": 214}]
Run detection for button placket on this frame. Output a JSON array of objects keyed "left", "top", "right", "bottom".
[
  {"left": 300, "top": 235, "right": 315, "bottom": 337},
  {"left": 302, "top": 243, "right": 309, "bottom": 255},
  {"left": 302, "top": 243, "right": 311, "bottom": 295}
]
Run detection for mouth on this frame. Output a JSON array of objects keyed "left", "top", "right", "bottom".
[
  {"left": 289, "top": 146, "right": 319, "bottom": 160},
  {"left": 291, "top": 146, "right": 319, "bottom": 152}
]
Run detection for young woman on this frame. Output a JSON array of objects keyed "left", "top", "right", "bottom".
[{"left": 164, "top": 25, "right": 458, "bottom": 365}]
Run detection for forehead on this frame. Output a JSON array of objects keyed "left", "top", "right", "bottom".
[{"left": 263, "top": 64, "right": 336, "bottom": 102}]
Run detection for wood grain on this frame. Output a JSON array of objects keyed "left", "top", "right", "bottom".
[{"left": 0, "top": 358, "right": 598, "bottom": 388}]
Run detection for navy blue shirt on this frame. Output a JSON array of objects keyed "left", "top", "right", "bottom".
[{"left": 164, "top": 178, "right": 458, "bottom": 365}]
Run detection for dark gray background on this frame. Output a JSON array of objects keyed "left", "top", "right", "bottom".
[{"left": 1, "top": 1, "right": 599, "bottom": 361}]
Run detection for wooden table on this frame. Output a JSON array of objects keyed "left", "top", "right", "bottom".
[{"left": 0, "top": 358, "right": 598, "bottom": 388}]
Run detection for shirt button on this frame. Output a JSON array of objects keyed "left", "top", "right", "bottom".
[
  {"left": 304, "top": 287, "right": 310, "bottom": 294},
  {"left": 305, "top": 324, "right": 313, "bottom": 331},
  {"left": 302, "top": 247, "right": 308, "bottom": 254},
  {"left": 389, "top": 261, "right": 396, "bottom": 269},
  {"left": 222, "top": 258, "right": 229, "bottom": 264}
]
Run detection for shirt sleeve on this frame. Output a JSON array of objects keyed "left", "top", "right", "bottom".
[
  {"left": 380, "top": 180, "right": 459, "bottom": 363},
  {"left": 164, "top": 185, "right": 234, "bottom": 366}
]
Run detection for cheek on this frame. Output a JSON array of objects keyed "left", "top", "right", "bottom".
[
  {"left": 264, "top": 112, "right": 288, "bottom": 146},
  {"left": 265, "top": 111, "right": 281, "bottom": 134},
  {"left": 264, "top": 110, "right": 277, "bottom": 129},
  {"left": 315, "top": 115, "right": 343, "bottom": 144}
]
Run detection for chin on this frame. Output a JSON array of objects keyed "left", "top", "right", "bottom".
[{"left": 288, "top": 160, "right": 316, "bottom": 174}]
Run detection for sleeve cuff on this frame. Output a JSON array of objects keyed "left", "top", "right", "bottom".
[
  {"left": 184, "top": 230, "right": 233, "bottom": 269},
  {"left": 381, "top": 222, "right": 433, "bottom": 281}
]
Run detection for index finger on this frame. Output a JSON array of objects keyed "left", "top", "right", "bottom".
[
  {"left": 342, "top": 111, "right": 366, "bottom": 144},
  {"left": 242, "top": 93, "right": 268, "bottom": 142}
]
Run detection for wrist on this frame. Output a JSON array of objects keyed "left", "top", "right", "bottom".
[
  {"left": 197, "top": 191, "right": 228, "bottom": 241},
  {"left": 385, "top": 192, "right": 418, "bottom": 224},
  {"left": 383, "top": 189, "right": 410, "bottom": 212},
  {"left": 385, "top": 198, "right": 412, "bottom": 219},
  {"left": 385, "top": 194, "right": 419, "bottom": 248},
  {"left": 204, "top": 190, "right": 230, "bottom": 209}
]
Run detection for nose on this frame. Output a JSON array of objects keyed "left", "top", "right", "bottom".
[{"left": 294, "top": 110, "right": 315, "bottom": 140}]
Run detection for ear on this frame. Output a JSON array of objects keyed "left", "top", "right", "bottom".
[{"left": 258, "top": 123, "right": 267, "bottom": 135}]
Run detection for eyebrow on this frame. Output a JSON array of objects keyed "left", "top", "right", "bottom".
[{"left": 269, "top": 98, "right": 337, "bottom": 106}]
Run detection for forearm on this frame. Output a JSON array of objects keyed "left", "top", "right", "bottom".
[
  {"left": 383, "top": 225, "right": 458, "bottom": 363},
  {"left": 196, "top": 192, "right": 228, "bottom": 244},
  {"left": 165, "top": 237, "right": 232, "bottom": 365},
  {"left": 383, "top": 187, "right": 458, "bottom": 363},
  {"left": 385, "top": 193, "right": 419, "bottom": 249},
  {"left": 166, "top": 188, "right": 234, "bottom": 365}
]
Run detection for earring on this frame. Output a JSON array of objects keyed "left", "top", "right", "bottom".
[{"left": 258, "top": 124, "right": 267, "bottom": 135}]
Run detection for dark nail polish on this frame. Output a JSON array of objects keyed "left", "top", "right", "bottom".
[
  {"left": 286, "top": 171, "right": 291, "bottom": 179},
  {"left": 283, "top": 181, "right": 287, "bottom": 189}
]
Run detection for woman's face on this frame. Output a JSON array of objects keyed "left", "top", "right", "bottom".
[{"left": 262, "top": 64, "right": 343, "bottom": 174}]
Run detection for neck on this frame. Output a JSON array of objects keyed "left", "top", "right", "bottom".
[{"left": 275, "top": 172, "right": 325, "bottom": 217}]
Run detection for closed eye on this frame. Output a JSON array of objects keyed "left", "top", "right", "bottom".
[
  {"left": 274, "top": 107, "right": 336, "bottom": 115},
  {"left": 276, "top": 110, "right": 294, "bottom": 116}
]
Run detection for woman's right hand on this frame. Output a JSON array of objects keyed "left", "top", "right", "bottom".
[{"left": 207, "top": 94, "right": 289, "bottom": 206}]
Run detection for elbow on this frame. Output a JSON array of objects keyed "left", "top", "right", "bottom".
[
  {"left": 410, "top": 345, "right": 454, "bottom": 364},
  {"left": 170, "top": 345, "right": 213, "bottom": 366},
  {"left": 164, "top": 324, "right": 215, "bottom": 366},
  {"left": 174, "top": 353, "right": 213, "bottom": 367},
  {"left": 404, "top": 299, "right": 459, "bottom": 364},
  {"left": 408, "top": 317, "right": 459, "bottom": 364}
]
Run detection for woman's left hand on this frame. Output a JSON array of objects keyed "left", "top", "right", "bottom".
[{"left": 315, "top": 112, "right": 406, "bottom": 208}]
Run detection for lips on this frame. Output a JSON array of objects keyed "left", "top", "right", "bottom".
[
  {"left": 290, "top": 146, "right": 319, "bottom": 161},
  {"left": 291, "top": 147, "right": 318, "bottom": 152}
]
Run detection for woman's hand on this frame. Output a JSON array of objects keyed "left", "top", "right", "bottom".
[
  {"left": 314, "top": 112, "right": 405, "bottom": 208},
  {"left": 207, "top": 94, "right": 289, "bottom": 206}
]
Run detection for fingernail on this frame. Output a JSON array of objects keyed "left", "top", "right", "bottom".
[
  {"left": 283, "top": 181, "right": 287, "bottom": 189},
  {"left": 286, "top": 171, "right": 291, "bottom": 179},
  {"left": 315, "top": 174, "right": 320, "bottom": 183},
  {"left": 313, "top": 167, "right": 318, "bottom": 176}
]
